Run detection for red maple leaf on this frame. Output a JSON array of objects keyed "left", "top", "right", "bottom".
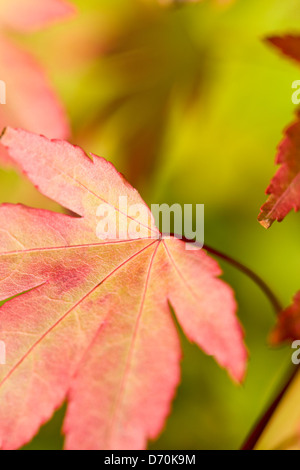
[
  {"left": 258, "top": 112, "right": 300, "bottom": 228},
  {"left": 258, "top": 36, "right": 300, "bottom": 228},
  {"left": 0, "top": 127, "right": 247, "bottom": 450}
]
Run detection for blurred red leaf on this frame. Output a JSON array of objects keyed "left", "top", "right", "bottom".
[
  {"left": 267, "top": 35, "right": 300, "bottom": 64},
  {"left": 270, "top": 292, "right": 300, "bottom": 344},
  {"left": 0, "top": 0, "right": 74, "bottom": 31},
  {"left": 0, "top": 0, "right": 74, "bottom": 165}
]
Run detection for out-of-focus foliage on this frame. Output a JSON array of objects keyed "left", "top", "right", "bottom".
[{"left": 1, "top": 0, "right": 300, "bottom": 450}]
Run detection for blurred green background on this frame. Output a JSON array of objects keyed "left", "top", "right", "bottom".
[{"left": 1, "top": 0, "right": 300, "bottom": 450}]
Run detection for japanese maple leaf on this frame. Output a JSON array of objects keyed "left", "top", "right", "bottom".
[
  {"left": 0, "top": 127, "right": 246, "bottom": 450},
  {"left": 258, "top": 112, "right": 300, "bottom": 228},
  {"left": 0, "top": 0, "right": 74, "bottom": 165},
  {"left": 258, "top": 36, "right": 300, "bottom": 228},
  {"left": 270, "top": 292, "right": 300, "bottom": 345}
]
